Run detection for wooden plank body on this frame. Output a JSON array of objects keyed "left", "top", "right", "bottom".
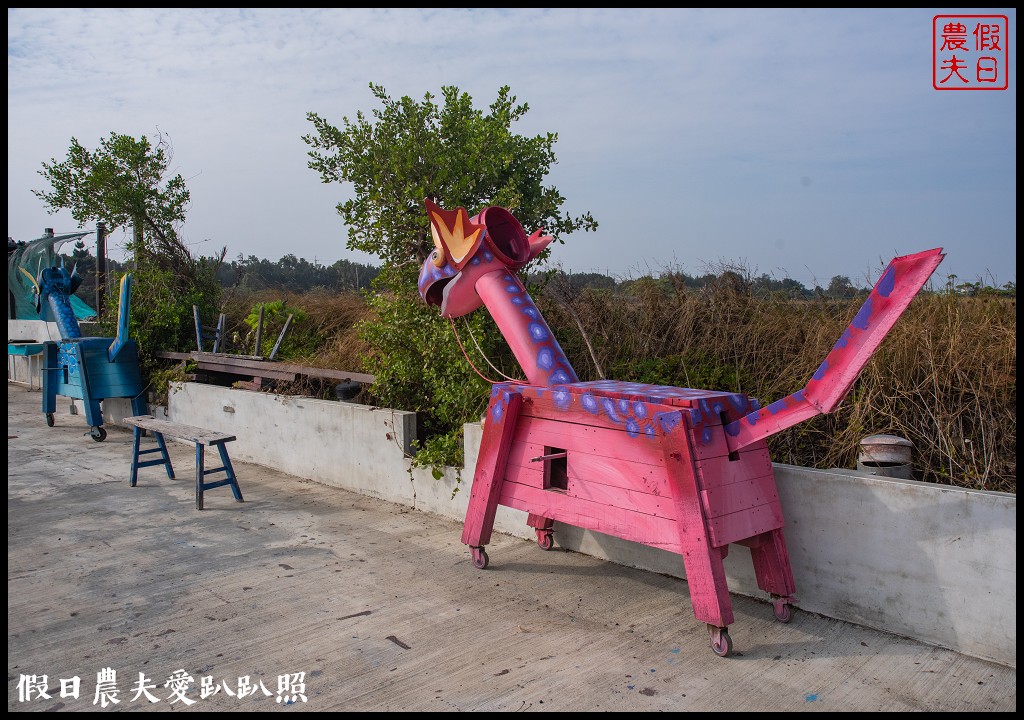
[
  {"left": 463, "top": 380, "right": 796, "bottom": 629},
  {"left": 43, "top": 338, "right": 146, "bottom": 428}
]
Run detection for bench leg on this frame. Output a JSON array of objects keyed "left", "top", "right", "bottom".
[
  {"left": 154, "top": 431, "right": 175, "bottom": 479},
  {"left": 130, "top": 429, "right": 175, "bottom": 488},
  {"left": 130, "top": 427, "right": 142, "bottom": 487},
  {"left": 195, "top": 441, "right": 243, "bottom": 510},
  {"left": 195, "top": 443, "right": 205, "bottom": 511},
  {"left": 216, "top": 442, "right": 245, "bottom": 502}
]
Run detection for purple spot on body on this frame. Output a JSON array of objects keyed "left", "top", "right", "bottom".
[
  {"left": 645, "top": 425, "right": 656, "bottom": 437},
  {"left": 700, "top": 398, "right": 711, "bottom": 414},
  {"left": 618, "top": 399, "right": 630, "bottom": 414},
  {"left": 767, "top": 398, "right": 788, "bottom": 414},
  {"left": 702, "top": 427, "right": 713, "bottom": 444},
  {"left": 691, "top": 409, "right": 702, "bottom": 425},
  {"left": 521, "top": 306, "right": 540, "bottom": 320},
  {"left": 491, "top": 402, "right": 504, "bottom": 422},
  {"left": 471, "top": 256, "right": 481, "bottom": 265},
  {"left": 834, "top": 328, "right": 851, "bottom": 349},
  {"left": 550, "top": 369, "right": 574, "bottom": 385},
  {"left": 852, "top": 296, "right": 874, "bottom": 330},
  {"left": 877, "top": 265, "right": 895, "bottom": 298},
  {"left": 746, "top": 411, "right": 760, "bottom": 426},
  {"left": 511, "top": 295, "right": 524, "bottom": 305},
  {"left": 601, "top": 398, "right": 621, "bottom": 422},
  {"left": 482, "top": 250, "right": 494, "bottom": 261},
  {"left": 712, "top": 402, "right": 724, "bottom": 415},
  {"left": 725, "top": 421, "right": 740, "bottom": 437},
  {"left": 537, "top": 347, "right": 555, "bottom": 370},
  {"left": 656, "top": 412, "right": 681, "bottom": 433},
  {"left": 812, "top": 360, "right": 828, "bottom": 381},
  {"left": 633, "top": 402, "right": 647, "bottom": 418},
  {"left": 528, "top": 323, "right": 549, "bottom": 341},
  {"left": 506, "top": 284, "right": 520, "bottom": 293},
  {"left": 553, "top": 388, "right": 571, "bottom": 410},
  {"left": 626, "top": 419, "right": 640, "bottom": 437},
  {"left": 582, "top": 394, "right": 599, "bottom": 414}
]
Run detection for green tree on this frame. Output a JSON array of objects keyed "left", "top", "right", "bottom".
[
  {"left": 826, "top": 274, "right": 857, "bottom": 299},
  {"left": 303, "top": 83, "right": 597, "bottom": 469},
  {"left": 33, "top": 131, "right": 190, "bottom": 258},
  {"left": 33, "top": 131, "right": 223, "bottom": 376}
]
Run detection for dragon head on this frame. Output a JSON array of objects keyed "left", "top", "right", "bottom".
[{"left": 418, "top": 199, "right": 553, "bottom": 318}]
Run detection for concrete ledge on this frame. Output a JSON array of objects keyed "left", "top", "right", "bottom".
[
  {"left": 165, "top": 382, "right": 417, "bottom": 504},
  {"left": 163, "top": 382, "right": 1016, "bottom": 668}
]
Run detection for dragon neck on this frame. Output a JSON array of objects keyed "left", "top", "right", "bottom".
[
  {"left": 45, "top": 289, "right": 82, "bottom": 339},
  {"left": 475, "top": 270, "right": 578, "bottom": 387}
]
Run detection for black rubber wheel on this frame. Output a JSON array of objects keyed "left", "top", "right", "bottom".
[
  {"left": 774, "top": 603, "right": 793, "bottom": 624},
  {"left": 471, "top": 548, "right": 489, "bottom": 570},
  {"left": 90, "top": 426, "right": 107, "bottom": 442},
  {"left": 46, "top": 413, "right": 55, "bottom": 427}
]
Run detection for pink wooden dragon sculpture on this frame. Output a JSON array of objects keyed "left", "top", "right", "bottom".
[{"left": 418, "top": 198, "right": 944, "bottom": 657}]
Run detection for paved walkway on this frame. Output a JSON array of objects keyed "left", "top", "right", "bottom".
[{"left": 7, "top": 383, "right": 1016, "bottom": 711}]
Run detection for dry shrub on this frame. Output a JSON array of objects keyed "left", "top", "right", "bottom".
[
  {"left": 211, "top": 274, "right": 1014, "bottom": 494},
  {"left": 538, "top": 277, "right": 1015, "bottom": 493},
  {"left": 218, "top": 287, "right": 372, "bottom": 369}
]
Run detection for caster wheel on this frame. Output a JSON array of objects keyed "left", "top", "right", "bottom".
[
  {"left": 773, "top": 603, "right": 793, "bottom": 624},
  {"left": 46, "top": 413, "right": 55, "bottom": 427},
  {"left": 90, "top": 426, "right": 107, "bottom": 442},
  {"left": 537, "top": 531, "right": 554, "bottom": 551},
  {"left": 708, "top": 626, "right": 733, "bottom": 658},
  {"left": 471, "top": 547, "right": 489, "bottom": 570}
]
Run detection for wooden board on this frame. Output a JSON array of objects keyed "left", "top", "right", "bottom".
[{"left": 122, "top": 415, "right": 235, "bottom": 446}]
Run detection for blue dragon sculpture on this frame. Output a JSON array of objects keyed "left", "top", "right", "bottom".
[{"left": 21, "top": 261, "right": 146, "bottom": 441}]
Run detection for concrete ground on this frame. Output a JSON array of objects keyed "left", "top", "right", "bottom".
[{"left": 7, "top": 383, "right": 1016, "bottom": 712}]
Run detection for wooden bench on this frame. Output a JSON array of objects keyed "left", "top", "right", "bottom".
[{"left": 122, "top": 415, "right": 244, "bottom": 510}]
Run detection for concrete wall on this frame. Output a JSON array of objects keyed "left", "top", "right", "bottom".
[
  {"left": 7, "top": 320, "right": 58, "bottom": 388},
  {"left": 162, "top": 382, "right": 1016, "bottom": 668},
  {"left": 8, "top": 318, "right": 60, "bottom": 343},
  {"left": 7, "top": 319, "right": 105, "bottom": 388},
  {"left": 166, "top": 383, "right": 418, "bottom": 503}
]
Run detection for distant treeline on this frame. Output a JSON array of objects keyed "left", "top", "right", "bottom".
[
  {"left": 53, "top": 247, "right": 380, "bottom": 303},
  {"left": 213, "top": 254, "right": 380, "bottom": 293},
  {"left": 529, "top": 268, "right": 1016, "bottom": 299},
  {"left": 56, "top": 244, "right": 1015, "bottom": 306}
]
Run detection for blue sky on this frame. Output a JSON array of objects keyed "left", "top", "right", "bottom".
[{"left": 7, "top": 8, "right": 1017, "bottom": 288}]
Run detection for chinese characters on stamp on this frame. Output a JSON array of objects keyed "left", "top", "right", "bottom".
[{"left": 934, "top": 15, "right": 1009, "bottom": 90}]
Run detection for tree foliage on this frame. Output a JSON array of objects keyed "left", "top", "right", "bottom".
[
  {"left": 34, "top": 131, "right": 190, "bottom": 253},
  {"left": 33, "top": 131, "right": 222, "bottom": 377},
  {"left": 304, "top": 83, "right": 597, "bottom": 269},
  {"left": 304, "top": 84, "right": 598, "bottom": 467}
]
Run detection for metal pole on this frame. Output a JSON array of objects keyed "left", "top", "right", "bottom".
[
  {"left": 193, "top": 305, "right": 204, "bottom": 352},
  {"left": 95, "top": 222, "right": 107, "bottom": 316},
  {"left": 268, "top": 314, "right": 293, "bottom": 361},
  {"left": 253, "top": 305, "right": 265, "bottom": 357}
]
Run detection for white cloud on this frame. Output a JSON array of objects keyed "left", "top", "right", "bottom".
[{"left": 7, "top": 7, "right": 1016, "bottom": 285}]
